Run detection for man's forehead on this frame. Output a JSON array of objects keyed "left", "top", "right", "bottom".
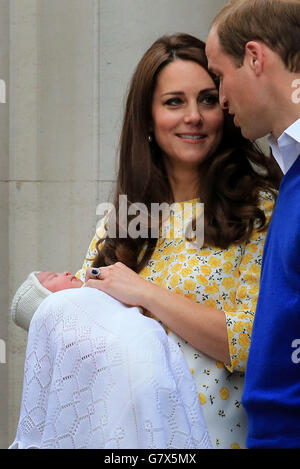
[
  {"left": 206, "top": 29, "right": 233, "bottom": 74},
  {"left": 206, "top": 30, "right": 220, "bottom": 68}
]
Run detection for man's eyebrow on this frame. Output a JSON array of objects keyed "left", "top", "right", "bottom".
[
  {"left": 161, "top": 87, "right": 218, "bottom": 97},
  {"left": 207, "top": 63, "right": 220, "bottom": 74}
]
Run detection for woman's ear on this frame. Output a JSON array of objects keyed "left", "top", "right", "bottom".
[{"left": 148, "top": 124, "right": 154, "bottom": 141}]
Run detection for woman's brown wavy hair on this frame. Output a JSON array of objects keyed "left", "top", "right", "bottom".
[{"left": 92, "top": 33, "right": 282, "bottom": 272}]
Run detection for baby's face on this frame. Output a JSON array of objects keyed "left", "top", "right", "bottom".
[{"left": 35, "top": 271, "right": 83, "bottom": 292}]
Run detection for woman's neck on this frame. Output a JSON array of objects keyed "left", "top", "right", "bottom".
[{"left": 166, "top": 165, "right": 200, "bottom": 202}]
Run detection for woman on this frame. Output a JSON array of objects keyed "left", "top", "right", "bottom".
[
  {"left": 78, "top": 33, "right": 281, "bottom": 448},
  {"left": 11, "top": 34, "right": 281, "bottom": 449}
]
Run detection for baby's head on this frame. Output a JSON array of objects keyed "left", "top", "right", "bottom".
[
  {"left": 35, "top": 271, "right": 83, "bottom": 292},
  {"left": 11, "top": 271, "right": 83, "bottom": 331}
]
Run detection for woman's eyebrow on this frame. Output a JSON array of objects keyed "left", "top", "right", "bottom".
[
  {"left": 160, "top": 91, "right": 184, "bottom": 97},
  {"left": 161, "top": 87, "right": 218, "bottom": 97},
  {"left": 199, "top": 87, "right": 218, "bottom": 93}
]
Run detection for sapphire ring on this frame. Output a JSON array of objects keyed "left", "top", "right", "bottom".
[{"left": 91, "top": 267, "right": 101, "bottom": 279}]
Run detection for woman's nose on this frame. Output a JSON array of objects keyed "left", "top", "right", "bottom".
[{"left": 183, "top": 104, "right": 203, "bottom": 125}]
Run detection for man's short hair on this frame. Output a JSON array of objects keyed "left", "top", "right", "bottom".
[{"left": 213, "top": 0, "right": 300, "bottom": 72}]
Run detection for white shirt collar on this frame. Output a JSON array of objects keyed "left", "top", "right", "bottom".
[{"left": 268, "top": 118, "right": 300, "bottom": 174}]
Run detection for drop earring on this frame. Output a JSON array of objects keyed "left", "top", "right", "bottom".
[{"left": 147, "top": 134, "right": 153, "bottom": 143}]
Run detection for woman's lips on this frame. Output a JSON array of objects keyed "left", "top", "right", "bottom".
[{"left": 176, "top": 133, "right": 207, "bottom": 143}]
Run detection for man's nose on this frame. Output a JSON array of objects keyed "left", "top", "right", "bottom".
[
  {"left": 220, "top": 95, "right": 229, "bottom": 110},
  {"left": 219, "top": 84, "right": 229, "bottom": 110}
]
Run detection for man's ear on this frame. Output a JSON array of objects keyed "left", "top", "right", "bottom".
[{"left": 244, "top": 41, "right": 264, "bottom": 75}]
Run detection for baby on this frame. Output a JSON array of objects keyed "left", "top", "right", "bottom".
[
  {"left": 11, "top": 271, "right": 84, "bottom": 331},
  {"left": 36, "top": 271, "right": 83, "bottom": 292}
]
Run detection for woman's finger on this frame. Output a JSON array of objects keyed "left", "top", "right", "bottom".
[
  {"left": 85, "top": 266, "right": 104, "bottom": 281},
  {"left": 85, "top": 278, "right": 105, "bottom": 290}
]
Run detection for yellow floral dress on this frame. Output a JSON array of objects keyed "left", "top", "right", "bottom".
[{"left": 76, "top": 193, "right": 274, "bottom": 449}]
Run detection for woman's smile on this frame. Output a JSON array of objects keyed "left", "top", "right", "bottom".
[{"left": 176, "top": 132, "right": 208, "bottom": 143}]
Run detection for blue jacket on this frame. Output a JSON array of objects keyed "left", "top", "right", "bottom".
[{"left": 242, "top": 155, "right": 300, "bottom": 449}]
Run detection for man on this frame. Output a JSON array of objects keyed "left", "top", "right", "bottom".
[{"left": 206, "top": 0, "right": 300, "bottom": 449}]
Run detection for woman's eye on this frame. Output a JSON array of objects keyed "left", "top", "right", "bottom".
[
  {"left": 164, "top": 97, "right": 183, "bottom": 106},
  {"left": 202, "top": 94, "right": 219, "bottom": 105}
]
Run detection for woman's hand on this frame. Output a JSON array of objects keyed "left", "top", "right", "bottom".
[
  {"left": 84, "top": 263, "right": 154, "bottom": 307},
  {"left": 85, "top": 263, "right": 231, "bottom": 365}
]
